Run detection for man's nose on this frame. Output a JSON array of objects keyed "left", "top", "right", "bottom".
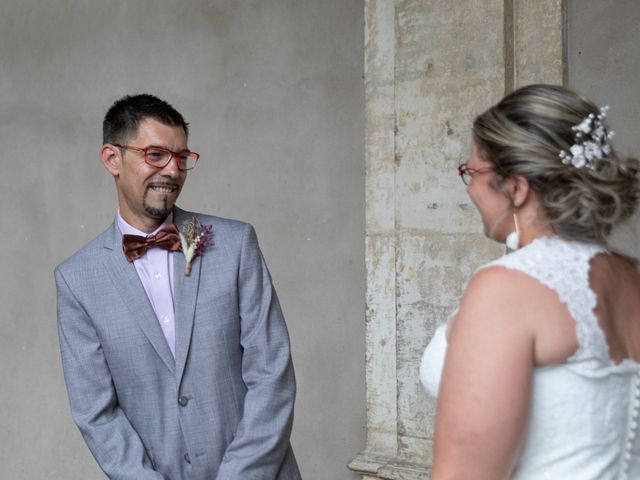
[{"left": 161, "top": 154, "right": 181, "bottom": 176}]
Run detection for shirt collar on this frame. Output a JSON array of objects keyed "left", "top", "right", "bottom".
[{"left": 117, "top": 210, "right": 175, "bottom": 238}]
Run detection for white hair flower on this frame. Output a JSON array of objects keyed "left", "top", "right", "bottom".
[{"left": 558, "top": 105, "right": 615, "bottom": 170}]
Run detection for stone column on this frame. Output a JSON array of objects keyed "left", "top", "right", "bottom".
[{"left": 349, "top": 1, "right": 564, "bottom": 478}]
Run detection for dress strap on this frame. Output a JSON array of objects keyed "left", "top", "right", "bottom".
[{"left": 480, "top": 236, "right": 609, "bottom": 362}]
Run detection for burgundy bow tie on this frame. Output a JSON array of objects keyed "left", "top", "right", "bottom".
[{"left": 122, "top": 224, "right": 182, "bottom": 262}]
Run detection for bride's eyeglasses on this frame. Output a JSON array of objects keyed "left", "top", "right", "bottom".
[{"left": 458, "top": 164, "right": 494, "bottom": 185}]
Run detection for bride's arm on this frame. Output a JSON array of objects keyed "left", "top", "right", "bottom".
[{"left": 430, "top": 266, "right": 536, "bottom": 480}]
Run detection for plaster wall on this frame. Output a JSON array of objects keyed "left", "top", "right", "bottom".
[{"left": 0, "top": 1, "right": 365, "bottom": 479}]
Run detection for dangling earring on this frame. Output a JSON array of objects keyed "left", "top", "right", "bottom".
[{"left": 505, "top": 210, "right": 520, "bottom": 250}]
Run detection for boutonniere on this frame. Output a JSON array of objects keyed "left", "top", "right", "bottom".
[{"left": 179, "top": 217, "right": 213, "bottom": 276}]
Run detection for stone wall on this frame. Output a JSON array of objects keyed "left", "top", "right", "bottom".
[{"left": 350, "top": 1, "right": 563, "bottom": 478}]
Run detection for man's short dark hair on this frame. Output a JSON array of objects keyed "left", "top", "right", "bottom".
[{"left": 102, "top": 94, "right": 189, "bottom": 145}]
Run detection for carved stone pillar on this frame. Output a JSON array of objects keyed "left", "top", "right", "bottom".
[{"left": 349, "top": 1, "right": 564, "bottom": 478}]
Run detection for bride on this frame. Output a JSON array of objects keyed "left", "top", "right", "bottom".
[{"left": 420, "top": 84, "right": 640, "bottom": 479}]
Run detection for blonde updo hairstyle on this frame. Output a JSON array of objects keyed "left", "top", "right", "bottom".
[{"left": 472, "top": 84, "right": 639, "bottom": 244}]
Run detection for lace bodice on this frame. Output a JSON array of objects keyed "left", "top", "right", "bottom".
[{"left": 420, "top": 236, "right": 640, "bottom": 479}]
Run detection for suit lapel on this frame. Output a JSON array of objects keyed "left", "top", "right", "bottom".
[
  {"left": 173, "top": 208, "right": 201, "bottom": 383},
  {"left": 102, "top": 221, "right": 176, "bottom": 375}
]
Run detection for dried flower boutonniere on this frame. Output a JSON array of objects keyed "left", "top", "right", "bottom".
[{"left": 179, "top": 217, "right": 213, "bottom": 276}]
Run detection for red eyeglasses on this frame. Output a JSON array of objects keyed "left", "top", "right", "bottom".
[
  {"left": 114, "top": 144, "right": 200, "bottom": 171},
  {"left": 457, "top": 164, "right": 494, "bottom": 185}
]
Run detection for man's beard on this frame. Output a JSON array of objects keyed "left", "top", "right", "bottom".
[{"left": 143, "top": 192, "right": 173, "bottom": 218}]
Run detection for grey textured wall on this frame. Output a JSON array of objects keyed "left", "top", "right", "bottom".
[
  {"left": 0, "top": 1, "right": 364, "bottom": 479},
  {"left": 567, "top": 0, "right": 640, "bottom": 256}
]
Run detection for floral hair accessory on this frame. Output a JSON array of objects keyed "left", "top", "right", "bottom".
[
  {"left": 179, "top": 217, "right": 213, "bottom": 276},
  {"left": 559, "top": 105, "right": 615, "bottom": 170}
]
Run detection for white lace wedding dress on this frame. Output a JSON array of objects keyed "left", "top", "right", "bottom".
[{"left": 420, "top": 236, "right": 640, "bottom": 479}]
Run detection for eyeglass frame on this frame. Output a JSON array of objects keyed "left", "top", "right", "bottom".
[
  {"left": 457, "top": 164, "right": 494, "bottom": 185},
  {"left": 113, "top": 144, "right": 200, "bottom": 171}
]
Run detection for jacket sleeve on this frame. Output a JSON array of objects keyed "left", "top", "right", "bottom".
[
  {"left": 55, "top": 267, "right": 165, "bottom": 480},
  {"left": 215, "top": 224, "right": 297, "bottom": 480}
]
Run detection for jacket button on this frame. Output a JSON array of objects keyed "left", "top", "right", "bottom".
[
  {"left": 178, "top": 396, "right": 189, "bottom": 407},
  {"left": 184, "top": 453, "right": 191, "bottom": 464}
]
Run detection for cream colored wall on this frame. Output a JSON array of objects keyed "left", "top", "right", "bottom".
[
  {"left": 353, "top": 1, "right": 563, "bottom": 478},
  {"left": 355, "top": 1, "right": 640, "bottom": 479}
]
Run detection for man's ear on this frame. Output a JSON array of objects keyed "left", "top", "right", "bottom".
[
  {"left": 101, "top": 144, "right": 121, "bottom": 177},
  {"left": 509, "top": 174, "right": 531, "bottom": 208}
]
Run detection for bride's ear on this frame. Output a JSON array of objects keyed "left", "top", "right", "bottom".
[{"left": 508, "top": 175, "right": 530, "bottom": 208}]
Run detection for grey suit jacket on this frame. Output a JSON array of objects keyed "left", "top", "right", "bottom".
[{"left": 55, "top": 207, "right": 301, "bottom": 480}]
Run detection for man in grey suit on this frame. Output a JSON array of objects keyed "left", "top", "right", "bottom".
[{"left": 55, "top": 94, "right": 301, "bottom": 479}]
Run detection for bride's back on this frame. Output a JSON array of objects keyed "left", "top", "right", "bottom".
[
  {"left": 482, "top": 237, "right": 640, "bottom": 480},
  {"left": 591, "top": 252, "right": 640, "bottom": 363}
]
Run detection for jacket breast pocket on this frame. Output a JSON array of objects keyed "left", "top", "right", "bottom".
[{"left": 198, "top": 291, "right": 239, "bottom": 329}]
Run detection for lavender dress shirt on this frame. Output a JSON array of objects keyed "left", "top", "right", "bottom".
[{"left": 117, "top": 212, "right": 176, "bottom": 357}]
